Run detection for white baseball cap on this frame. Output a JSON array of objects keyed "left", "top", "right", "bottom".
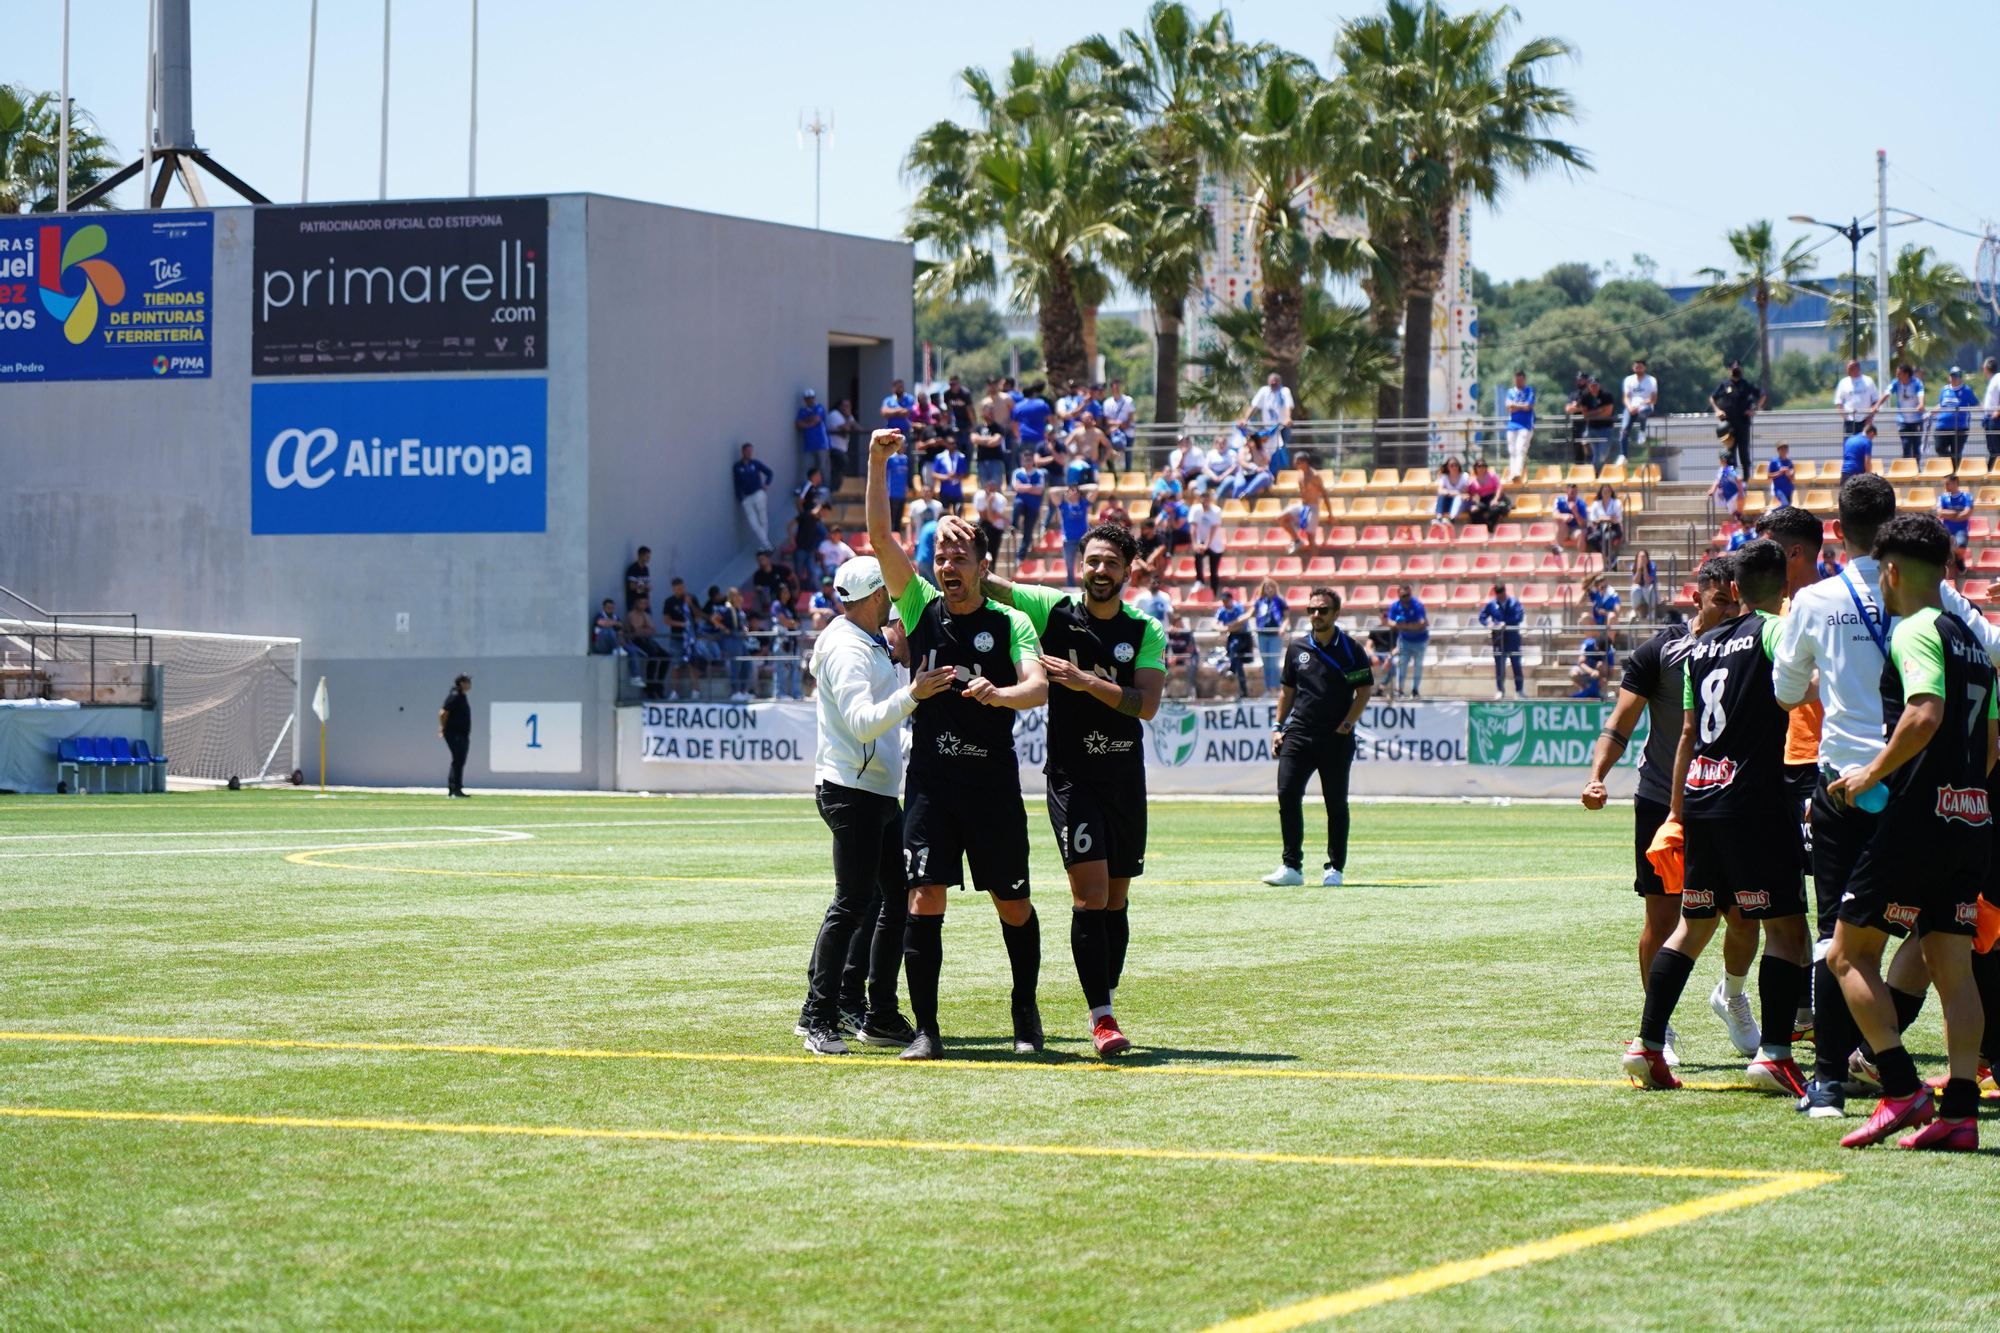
[
  {"left": 833, "top": 556, "right": 886, "bottom": 601},
  {"left": 803, "top": 388, "right": 818, "bottom": 397}
]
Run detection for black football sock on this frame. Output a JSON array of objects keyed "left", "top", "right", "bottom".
[
  {"left": 1001, "top": 908, "right": 1041, "bottom": 1011},
  {"left": 903, "top": 914, "right": 943, "bottom": 1033},
  {"left": 1873, "top": 1044, "right": 1921, "bottom": 1100},
  {"left": 1757, "top": 956, "right": 1806, "bottom": 1056},
  {"left": 1813, "top": 959, "right": 1857, "bottom": 1084},
  {"left": 1940, "top": 1076, "right": 1978, "bottom": 1120},
  {"left": 1070, "top": 909, "right": 1112, "bottom": 1013},
  {"left": 1972, "top": 947, "right": 2000, "bottom": 1065},
  {"left": 1638, "top": 947, "right": 1696, "bottom": 1047},
  {"left": 1890, "top": 985, "right": 1926, "bottom": 1034},
  {"left": 1105, "top": 906, "right": 1130, "bottom": 993}
]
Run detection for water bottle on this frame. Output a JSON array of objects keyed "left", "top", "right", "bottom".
[{"left": 1843, "top": 766, "right": 1888, "bottom": 813}]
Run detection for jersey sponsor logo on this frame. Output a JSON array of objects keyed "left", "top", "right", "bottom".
[
  {"left": 1735, "top": 890, "right": 1770, "bottom": 911},
  {"left": 1082, "top": 730, "right": 1135, "bottom": 755},
  {"left": 1884, "top": 903, "right": 1921, "bottom": 930},
  {"left": 1958, "top": 901, "right": 1980, "bottom": 926},
  {"left": 973, "top": 631, "right": 995, "bottom": 652},
  {"left": 1681, "top": 888, "right": 1714, "bottom": 909},
  {"left": 932, "top": 731, "right": 990, "bottom": 759},
  {"left": 1685, "top": 755, "right": 1737, "bottom": 791},
  {"left": 1113, "top": 641, "right": 1135, "bottom": 663},
  {"left": 1935, "top": 785, "right": 1991, "bottom": 825}
]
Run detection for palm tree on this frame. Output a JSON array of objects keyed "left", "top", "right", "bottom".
[
  {"left": 1182, "top": 286, "right": 1399, "bottom": 421},
  {"left": 1696, "top": 220, "right": 1819, "bottom": 400},
  {"left": 905, "top": 51, "right": 1137, "bottom": 392},
  {"left": 1335, "top": 1, "right": 1586, "bottom": 440},
  {"left": 1827, "top": 244, "right": 1989, "bottom": 377},
  {"left": 0, "top": 83, "right": 120, "bottom": 213}
]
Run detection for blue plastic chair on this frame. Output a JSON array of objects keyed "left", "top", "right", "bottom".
[
  {"left": 132, "top": 738, "right": 167, "bottom": 793},
  {"left": 55, "top": 737, "right": 84, "bottom": 793},
  {"left": 109, "top": 737, "right": 137, "bottom": 793}
]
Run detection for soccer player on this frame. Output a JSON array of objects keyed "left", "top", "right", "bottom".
[
  {"left": 865, "top": 430, "right": 1049, "bottom": 1062},
  {"left": 1825, "top": 515, "right": 1994, "bottom": 1150},
  {"left": 942, "top": 514, "right": 1167, "bottom": 1056},
  {"left": 1583, "top": 555, "right": 1749, "bottom": 1066},
  {"left": 1264, "top": 588, "right": 1374, "bottom": 887},
  {"left": 1623, "top": 539, "right": 1812, "bottom": 1095}
]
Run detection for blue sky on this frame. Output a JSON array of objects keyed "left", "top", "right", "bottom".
[{"left": 11, "top": 0, "right": 1994, "bottom": 290}]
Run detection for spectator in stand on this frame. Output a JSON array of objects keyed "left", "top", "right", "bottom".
[
  {"left": 792, "top": 471, "right": 827, "bottom": 590},
  {"left": 1569, "top": 628, "right": 1616, "bottom": 698},
  {"left": 1012, "top": 380, "right": 1053, "bottom": 460},
  {"left": 1151, "top": 468, "right": 1184, "bottom": 506},
  {"left": 878, "top": 435, "right": 911, "bottom": 531},
  {"left": 1253, "top": 578, "right": 1289, "bottom": 692},
  {"left": 624, "top": 546, "right": 653, "bottom": 611},
  {"left": 1009, "top": 452, "right": 1046, "bottom": 551},
  {"left": 1103, "top": 378, "right": 1136, "bottom": 466},
  {"left": 1579, "top": 373, "right": 1618, "bottom": 468},
  {"left": 1478, "top": 581, "right": 1526, "bottom": 698},
  {"left": 818, "top": 524, "right": 857, "bottom": 575},
  {"left": 1984, "top": 355, "right": 2000, "bottom": 460},
  {"left": 1201, "top": 435, "right": 1242, "bottom": 498},
  {"left": 592, "top": 598, "right": 623, "bottom": 655},
  {"left": 1816, "top": 546, "right": 1841, "bottom": 581},
  {"left": 796, "top": 390, "right": 831, "bottom": 483},
  {"left": 1466, "top": 458, "right": 1510, "bottom": 530},
  {"left": 1766, "top": 441, "right": 1795, "bottom": 507},
  {"left": 942, "top": 374, "right": 974, "bottom": 451},
  {"left": 690, "top": 586, "right": 729, "bottom": 682},
  {"left": 1710, "top": 359, "right": 1762, "bottom": 478},
  {"left": 1063, "top": 438, "right": 1101, "bottom": 502},
  {"left": 1189, "top": 485, "right": 1226, "bottom": 593},
  {"left": 1236, "top": 429, "right": 1278, "bottom": 500},
  {"left": 624, "top": 595, "right": 669, "bottom": 699},
  {"left": 1095, "top": 493, "right": 1131, "bottom": 530},
  {"left": 1503, "top": 369, "right": 1536, "bottom": 481},
  {"left": 1617, "top": 357, "right": 1657, "bottom": 462},
  {"left": 1158, "top": 486, "right": 1192, "bottom": 557},
  {"left": 1586, "top": 483, "right": 1624, "bottom": 564},
  {"left": 1580, "top": 571, "right": 1620, "bottom": 627},
  {"left": 1135, "top": 517, "right": 1164, "bottom": 573},
  {"left": 1935, "top": 365, "right": 1978, "bottom": 470},
  {"left": 1282, "top": 453, "right": 1331, "bottom": 555},
  {"left": 903, "top": 479, "right": 942, "bottom": 551},
  {"left": 929, "top": 437, "right": 967, "bottom": 508},
  {"left": 1167, "top": 436, "right": 1206, "bottom": 485},
  {"left": 1137, "top": 575, "right": 1173, "bottom": 629},
  {"left": 1216, "top": 588, "right": 1255, "bottom": 697},
  {"left": 972, "top": 477, "right": 1009, "bottom": 564},
  {"left": 1383, "top": 583, "right": 1429, "bottom": 699},
  {"left": 1057, "top": 483, "right": 1092, "bottom": 586},
  {"left": 1628, "top": 549, "right": 1660, "bottom": 621},
  {"left": 733, "top": 444, "right": 776, "bottom": 552},
  {"left": 1430, "top": 457, "right": 1471, "bottom": 535},
  {"left": 1936, "top": 471, "right": 1974, "bottom": 548},
  {"left": 880, "top": 379, "right": 915, "bottom": 441},
  {"left": 1716, "top": 512, "right": 1748, "bottom": 551},
  {"left": 751, "top": 551, "right": 797, "bottom": 615},
  {"left": 1708, "top": 450, "right": 1744, "bottom": 521},
  {"left": 766, "top": 601, "right": 804, "bottom": 700},
  {"left": 1071, "top": 414, "right": 1114, "bottom": 477},
  {"left": 1832, "top": 358, "right": 1879, "bottom": 437},
  {"left": 912, "top": 502, "right": 941, "bottom": 588},
  {"left": 1054, "top": 380, "right": 1086, "bottom": 432},
  {"left": 808, "top": 577, "right": 840, "bottom": 631},
  {"left": 1243, "top": 371, "right": 1295, "bottom": 449},
  {"left": 981, "top": 377, "right": 1014, "bottom": 452},
  {"left": 1883, "top": 361, "right": 1925, "bottom": 458},
  {"left": 1840, "top": 419, "right": 1876, "bottom": 477},
  {"left": 1552, "top": 482, "right": 1588, "bottom": 551},
  {"left": 826, "top": 398, "right": 857, "bottom": 482},
  {"left": 659, "top": 578, "right": 697, "bottom": 699},
  {"left": 1167, "top": 609, "right": 1200, "bottom": 696},
  {"left": 1561, "top": 370, "right": 1591, "bottom": 462},
  {"left": 970, "top": 416, "right": 1007, "bottom": 489},
  {"left": 716, "top": 588, "right": 753, "bottom": 701}
]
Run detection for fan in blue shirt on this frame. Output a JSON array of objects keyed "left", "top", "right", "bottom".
[
  {"left": 1504, "top": 381, "right": 1536, "bottom": 427},
  {"left": 1766, "top": 446, "right": 1794, "bottom": 504},
  {"left": 796, "top": 399, "right": 829, "bottom": 454},
  {"left": 1937, "top": 477, "right": 1973, "bottom": 545},
  {"left": 1065, "top": 453, "right": 1098, "bottom": 488},
  {"left": 1386, "top": 592, "right": 1429, "bottom": 643},
  {"left": 1937, "top": 373, "right": 1978, "bottom": 431},
  {"left": 884, "top": 450, "right": 910, "bottom": 499},
  {"left": 731, "top": 454, "right": 774, "bottom": 499},
  {"left": 931, "top": 448, "right": 967, "bottom": 504},
  {"left": 1013, "top": 393, "right": 1053, "bottom": 445},
  {"left": 1058, "top": 492, "right": 1092, "bottom": 541},
  {"left": 1840, "top": 424, "right": 1874, "bottom": 476}
]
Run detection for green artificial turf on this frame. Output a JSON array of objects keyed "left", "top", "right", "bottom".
[{"left": 1, "top": 791, "right": 1995, "bottom": 1332}]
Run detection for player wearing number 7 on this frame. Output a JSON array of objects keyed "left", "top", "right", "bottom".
[
  {"left": 1623, "top": 538, "right": 1813, "bottom": 1096},
  {"left": 939, "top": 513, "right": 1167, "bottom": 1056},
  {"left": 865, "top": 430, "right": 1049, "bottom": 1062}
]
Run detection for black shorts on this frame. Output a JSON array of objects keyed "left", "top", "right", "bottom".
[
  {"left": 1840, "top": 799, "right": 1989, "bottom": 938},
  {"left": 1784, "top": 763, "right": 1816, "bottom": 812},
  {"left": 1046, "top": 771, "right": 1147, "bottom": 880},
  {"left": 1633, "top": 795, "right": 1671, "bottom": 897},
  {"left": 1681, "top": 815, "right": 1807, "bottom": 920},
  {"left": 903, "top": 772, "right": 1032, "bottom": 899},
  {"left": 1811, "top": 776, "right": 1882, "bottom": 940}
]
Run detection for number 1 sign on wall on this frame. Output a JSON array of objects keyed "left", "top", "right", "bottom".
[{"left": 490, "top": 702, "right": 580, "bottom": 773}]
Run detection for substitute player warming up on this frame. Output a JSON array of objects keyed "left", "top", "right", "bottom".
[
  {"left": 946, "top": 515, "right": 1167, "bottom": 1057},
  {"left": 1825, "top": 515, "right": 1993, "bottom": 1150},
  {"left": 1624, "top": 540, "right": 1812, "bottom": 1095},
  {"left": 866, "top": 430, "right": 1049, "bottom": 1061}
]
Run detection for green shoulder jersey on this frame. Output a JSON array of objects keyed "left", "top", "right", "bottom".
[
  {"left": 895, "top": 576, "right": 1040, "bottom": 783},
  {"left": 1009, "top": 583, "right": 1166, "bottom": 778}
]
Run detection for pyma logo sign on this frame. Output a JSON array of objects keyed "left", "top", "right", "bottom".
[{"left": 39, "top": 223, "right": 124, "bottom": 344}]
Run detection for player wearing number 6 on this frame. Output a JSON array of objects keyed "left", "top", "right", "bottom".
[
  {"left": 1624, "top": 539, "right": 1812, "bottom": 1096},
  {"left": 940, "top": 514, "right": 1167, "bottom": 1057}
]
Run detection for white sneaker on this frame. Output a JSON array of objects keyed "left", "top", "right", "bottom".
[
  {"left": 1709, "top": 980, "right": 1760, "bottom": 1057},
  {"left": 1261, "top": 866, "right": 1304, "bottom": 886},
  {"left": 1662, "top": 1023, "right": 1682, "bottom": 1068},
  {"left": 1321, "top": 868, "right": 1343, "bottom": 886},
  {"left": 732, "top": 691, "right": 753, "bottom": 702},
  {"left": 1493, "top": 690, "right": 1506, "bottom": 700}
]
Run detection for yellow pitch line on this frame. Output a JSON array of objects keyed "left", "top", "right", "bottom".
[
  {"left": 1198, "top": 1171, "right": 1837, "bottom": 1332},
  {"left": 0, "top": 1031, "right": 1760, "bottom": 1092},
  {"left": 0, "top": 1104, "right": 1803, "bottom": 1182}
]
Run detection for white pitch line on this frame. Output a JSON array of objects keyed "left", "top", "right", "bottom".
[
  {"left": 0, "top": 817, "right": 818, "bottom": 844},
  {"left": 0, "top": 830, "right": 536, "bottom": 860}
]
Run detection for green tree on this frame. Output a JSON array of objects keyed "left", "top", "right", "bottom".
[
  {"left": 1182, "top": 285, "right": 1398, "bottom": 421},
  {"left": 1335, "top": 0, "right": 1586, "bottom": 448},
  {"left": 1827, "top": 244, "right": 1989, "bottom": 378},
  {"left": 0, "top": 83, "right": 120, "bottom": 213},
  {"left": 1695, "top": 220, "right": 1819, "bottom": 404},
  {"left": 914, "top": 298, "right": 1006, "bottom": 381},
  {"left": 905, "top": 50, "right": 1137, "bottom": 391}
]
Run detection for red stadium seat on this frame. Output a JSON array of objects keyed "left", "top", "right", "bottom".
[
  {"left": 1538, "top": 553, "right": 1566, "bottom": 575},
  {"left": 1393, "top": 525, "right": 1428, "bottom": 547},
  {"left": 1303, "top": 555, "right": 1336, "bottom": 578},
  {"left": 1471, "top": 553, "right": 1501, "bottom": 576},
  {"left": 1272, "top": 556, "right": 1303, "bottom": 578},
  {"left": 1405, "top": 554, "right": 1437, "bottom": 577},
  {"left": 1975, "top": 548, "right": 2000, "bottom": 573},
  {"left": 1170, "top": 555, "right": 1196, "bottom": 580},
  {"left": 1337, "top": 555, "right": 1369, "bottom": 577},
  {"left": 1229, "top": 527, "right": 1259, "bottom": 547},
  {"left": 1348, "top": 584, "right": 1382, "bottom": 609},
  {"left": 1675, "top": 582, "right": 1698, "bottom": 606},
  {"left": 1454, "top": 525, "right": 1489, "bottom": 548},
  {"left": 1321, "top": 526, "right": 1358, "bottom": 549},
  {"left": 1963, "top": 579, "right": 1991, "bottom": 601},
  {"left": 1971, "top": 516, "right": 1994, "bottom": 539},
  {"left": 850, "top": 532, "right": 874, "bottom": 555},
  {"left": 1260, "top": 528, "right": 1292, "bottom": 550},
  {"left": 1448, "top": 583, "right": 1481, "bottom": 607},
  {"left": 1438, "top": 554, "right": 1469, "bottom": 577},
  {"left": 1239, "top": 555, "right": 1271, "bottom": 579},
  {"left": 1017, "top": 558, "right": 1046, "bottom": 581},
  {"left": 1417, "top": 584, "right": 1448, "bottom": 605},
  {"left": 1519, "top": 583, "right": 1550, "bottom": 607},
  {"left": 1371, "top": 556, "right": 1403, "bottom": 577},
  {"left": 1189, "top": 585, "right": 1216, "bottom": 606},
  {"left": 1284, "top": 584, "right": 1312, "bottom": 609},
  {"left": 1216, "top": 556, "right": 1241, "bottom": 580},
  {"left": 1490, "top": 523, "right": 1525, "bottom": 545},
  {"left": 1357, "top": 525, "right": 1391, "bottom": 549},
  {"left": 1504, "top": 552, "right": 1535, "bottom": 575}
]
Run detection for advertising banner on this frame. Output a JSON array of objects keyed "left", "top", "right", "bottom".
[
  {"left": 253, "top": 197, "right": 547, "bottom": 375},
  {"left": 1468, "top": 700, "right": 1645, "bottom": 767},
  {"left": 0, "top": 211, "right": 212, "bottom": 381},
  {"left": 250, "top": 377, "right": 547, "bottom": 534},
  {"left": 639, "top": 700, "right": 815, "bottom": 765}
]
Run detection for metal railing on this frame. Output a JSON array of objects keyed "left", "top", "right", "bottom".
[{"left": 0, "top": 618, "right": 156, "bottom": 705}]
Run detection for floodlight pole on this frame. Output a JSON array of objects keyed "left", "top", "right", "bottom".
[
  {"left": 1788, "top": 214, "right": 1875, "bottom": 365},
  {"left": 467, "top": 0, "right": 479, "bottom": 197},
  {"left": 800, "top": 108, "right": 832, "bottom": 230},
  {"left": 1875, "top": 151, "right": 1892, "bottom": 377},
  {"left": 301, "top": 0, "right": 318, "bottom": 202},
  {"left": 58, "top": 0, "right": 70, "bottom": 211},
  {"left": 378, "top": 0, "right": 392, "bottom": 201}
]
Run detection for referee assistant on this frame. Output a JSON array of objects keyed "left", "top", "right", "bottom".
[
  {"left": 797, "top": 556, "right": 955, "bottom": 1055},
  {"left": 1263, "top": 588, "right": 1374, "bottom": 887}
]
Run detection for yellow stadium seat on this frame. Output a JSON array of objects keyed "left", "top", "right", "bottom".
[
  {"left": 1597, "top": 463, "right": 1626, "bottom": 484},
  {"left": 1921, "top": 457, "right": 1954, "bottom": 479},
  {"left": 1511, "top": 494, "right": 1545, "bottom": 517},
  {"left": 1348, "top": 496, "right": 1381, "bottom": 518},
  {"left": 1382, "top": 496, "right": 1414, "bottom": 518},
  {"left": 1566, "top": 464, "right": 1597, "bottom": 484},
  {"left": 1117, "top": 472, "right": 1148, "bottom": 495},
  {"left": 1887, "top": 457, "right": 1919, "bottom": 480},
  {"left": 1129, "top": 499, "right": 1151, "bottom": 521},
  {"left": 1975, "top": 487, "right": 2000, "bottom": 510},
  {"left": 1904, "top": 487, "right": 1937, "bottom": 509},
  {"left": 1534, "top": 465, "right": 1565, "bottom": 485},
  {"left": 1869, "top": 459, "right": 1888, "bottom": 475},
  {"left": 1251, "top": 498, "right": 1284, "bottom": 519},
  {"left": 1320, "top": 495, "right": 1347, "bottom": 518},
  {"left": 1790, "top": 460, "right": 1816, "bottom": 482},
  {"left": 1739, "top": 492, "right": 1767, "bottom": 515},
  {"left": 1333, "top": 469, "right": 1368, "bottom": 492},
  {"left": 1959, "top": 458, "right": 1990, "bottom": 480},
  {"left": 1366, "top": 468, "right": 1401, "bottom": 490},
  {"left": 1401, "top": 468, "right": 1433, "bottom": 491},
  {"left": 1632, "top": 463, "right": 1661, "bottom": 484},
  {"left": 1221, "top": 498, "right": 1249, "bottom": 518},
  {"left": 1623, "top": 492, "right": 1644, "bottom": 514},
  {"left": 1801, "top": 489, "right": 1835, "bottom": 511},
  {"left": 1273, "top": 469, "right": 1303, "bottom": 495}
]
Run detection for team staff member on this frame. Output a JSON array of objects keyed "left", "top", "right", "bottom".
[
  {"left": 1478, "top": 582, "right": 1526, "bottom": 698},
  {"left": 796, "top": 556, "right": 957, "bottom": 1055},
  {"left": 1263, "top": 588, "right": 1374, "bottom": 887},
  {"left": 1623, "top": 539, "right": 1811, "bottom": 1096},
  {"left": 1774, "top": 473, "right": 2000, "bottom": 1115},
  {"left": 1711, "top": 360, "right": 1762, "bottom": 479},
  {"left": 1825, "top": 515, "right": 1994, "bottom": 1151},
  {"left": 866, "top": 429, "right": 1048, "bottom": 1062},
  {"left": 438, "top": 674, "right": 472, "bottom": 798},
  {"left": 945, "top": 515, "right": 1168, "bottom": 1057}
]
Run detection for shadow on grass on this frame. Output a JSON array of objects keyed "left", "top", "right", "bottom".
[{"left": 870, "top": 1035, "right": 1301, "bottom": 1068}]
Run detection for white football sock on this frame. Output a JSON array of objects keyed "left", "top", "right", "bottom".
[{"left": 1723, "top": 973, "right": 1747, "bottom": 999}]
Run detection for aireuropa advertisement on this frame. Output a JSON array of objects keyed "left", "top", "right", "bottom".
[
  {"left": 252, "top": 197, "right": 547, "bottom": 375},
  {"left": 0, "top": 211, "right": 212, "bottom": 381}
]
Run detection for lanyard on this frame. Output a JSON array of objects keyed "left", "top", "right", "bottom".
[
  {"left": 1840, "top": 566, "right": 1888, "bottom": 656},
  {"left": 1308, "top": 634, "right": 1357, "bottom": 673}
]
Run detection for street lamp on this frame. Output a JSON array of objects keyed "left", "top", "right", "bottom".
[{"left": 1789, "top": 214, "right": 1875, "bottom": 365}]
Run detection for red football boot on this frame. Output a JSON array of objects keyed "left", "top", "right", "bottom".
[
  {"left": 1091, "top": 1014, "right": 1131, "bottom": 1057},
  {"left": 1898, "top": 1117, "right": 1978, "bottom": 1152},
  {"left": 1840, "top": 1088, "right": 1935, "bottom": 1148},
  {"left": 1621, "top": 1037, "right": 1681, "bottom": 1090}
]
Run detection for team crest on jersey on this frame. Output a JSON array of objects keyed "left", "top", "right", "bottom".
[
  {"left": 1958, "top": 902, "right": 1980, "bottom": 925},
  {"left": 1297, "top": 651, "right": 1312, "bottom": 667},
  {"left": 1682, "top": 889, "right": 1714, "bottom": 909},
  {"left": 974, "top": 631, "right": 995, "bottom": 652},
  {"left": 1884, "top": 903, "right": 1921, "bottom": 929},
  {"left": 1685, "top": 756, "right": 1737, "bottom": 791},
  {"left": 1113, "top": 641, "right": 1135, "bottom": 663},
  {"left": 1934, "top": 785, "right": 1991, "bottom": 825}
]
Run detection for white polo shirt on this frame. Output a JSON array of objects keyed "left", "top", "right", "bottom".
[
  {"left": 1832, "top": 374, "right": 1878, "bottom": 418},
  {"left": 1772, "top": 556, "right": 2000, "bottom": 772}
]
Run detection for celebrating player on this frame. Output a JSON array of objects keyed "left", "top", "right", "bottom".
[
  {"left": 1623, "top": 539, "right": 1812, "bottom": 1095},
  {"left": 866, "top": 430, "right": 1049, "bottom": 1061},
  {"left": 1825, "top": 515, "right": 1993, "bottom": 1150},
  {"left": 941, "top": 513, "right": 1167, "bottom": 1056}
]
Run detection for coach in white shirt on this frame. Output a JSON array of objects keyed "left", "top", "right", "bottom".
[
  {"left": 1831, "top": 360, "right": 1880, "bottom": 435},
  {"left": 1982, "top": 356, "right": 2000, "bottom": 460},
  {"left": 1773, "top": 472, "right": 2000, "bottom": 1112},
  {"left": 798, "top": 556, "right": 956, "bottom": 1054},
  {"left": 1618, "top": 358, "right": 1658, "bottom": 461}
]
